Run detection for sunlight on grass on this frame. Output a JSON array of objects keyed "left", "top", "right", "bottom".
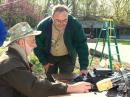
[{"left": 118, "top": 39, "right": 130, "bottom": 45}]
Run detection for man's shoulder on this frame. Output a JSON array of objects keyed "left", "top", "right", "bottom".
[
  {"left": 38, "top": 16, "right": 52, "bottom": 26},
  {"left": 68, "top": 15, "right": 81, "bottom": 27},
  {"left": 68, "top": 15, "right": 77, "bottom": 21},
  {"left": 0, "top": 50, "right": 26, "bottom": 75}
]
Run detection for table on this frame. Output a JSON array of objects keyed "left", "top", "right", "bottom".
[
  {"left": 49, "top": 91, "right": 107, "bottom": 97},
  {"left": 50, "top": 88, "right": 121, "bottom": 97}
]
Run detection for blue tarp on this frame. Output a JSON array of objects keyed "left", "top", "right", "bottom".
[{"left": 0, "top": 17, "right": 7, "bottom": 46}]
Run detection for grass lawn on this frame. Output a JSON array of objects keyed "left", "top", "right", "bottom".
[
  {"left": 0, "top": 47, "right": 8, "bottom": 54},
  {"left": 97, "top": 39, "right": 130, "bottom": 45},
  {"left": 118, "top": 39, "right": 130, "bottom": 45},
  {"left": 0, "top": 49, "right": 3, "bottom": 53}
]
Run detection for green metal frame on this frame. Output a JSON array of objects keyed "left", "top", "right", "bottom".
[{"left": 90, "top": 18, "right": 121, "bottom": 70}]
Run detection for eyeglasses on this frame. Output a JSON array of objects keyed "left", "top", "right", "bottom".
[{"left": 53, "top": 19, "right": 68, "bottom": 24}]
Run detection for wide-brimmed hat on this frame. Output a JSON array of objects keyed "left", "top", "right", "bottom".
[{"left": 4, "top": 22, "right": 41, "bottom": 46}]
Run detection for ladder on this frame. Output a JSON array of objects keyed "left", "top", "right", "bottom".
[{"left": 90, "top": 18, "right": 121, "bottom": 70}]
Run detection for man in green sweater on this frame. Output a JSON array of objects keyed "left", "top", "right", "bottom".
[{"left": 34, "top": 4, "right": 89, "bottom": 81}]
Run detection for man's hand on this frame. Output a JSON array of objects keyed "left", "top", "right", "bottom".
[
  {"left": 80, "top": 70, "right": 88, "bottom": 75},
  {"left": 43, "top": 63, "right": 53, "bottom": 73},
  {"left": 67, "top": 82, "right": 92, "bottom": 93}
]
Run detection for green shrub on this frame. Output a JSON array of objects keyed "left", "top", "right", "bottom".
[{"left": 29, "top": 52, "right": 44, "bottom": 74}]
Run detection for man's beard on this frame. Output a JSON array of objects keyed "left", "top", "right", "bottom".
[{"left": 24, "top": 41, "right": 33, "bottom": 55}]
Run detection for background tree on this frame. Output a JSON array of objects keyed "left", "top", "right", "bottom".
[
  {"left": 110, "top": 0, "right": 130, "bottom": 24},
  {"left": 98, "top": 0, "right": 112, "bottom": 17},
  {"left": 75, "top": 0, "right": 98, "bottom": 19},
  {"left": 1, "top": 0, "right": 130, "bottom": 27}
]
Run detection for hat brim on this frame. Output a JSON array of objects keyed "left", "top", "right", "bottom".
[
  {"left": 28, "top": 30, "right": 42, "bottom": 36},
  {"left": 3, "top": 30, "right": 42, "bottom": 47}
]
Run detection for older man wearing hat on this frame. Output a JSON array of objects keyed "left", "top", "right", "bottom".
[{"left": 0, "top": 22, "right": 91, "bottom": 97}]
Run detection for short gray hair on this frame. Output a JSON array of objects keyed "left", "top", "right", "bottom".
[{"left": 52, "top": 4, "right": 69, "bottom": 15}]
